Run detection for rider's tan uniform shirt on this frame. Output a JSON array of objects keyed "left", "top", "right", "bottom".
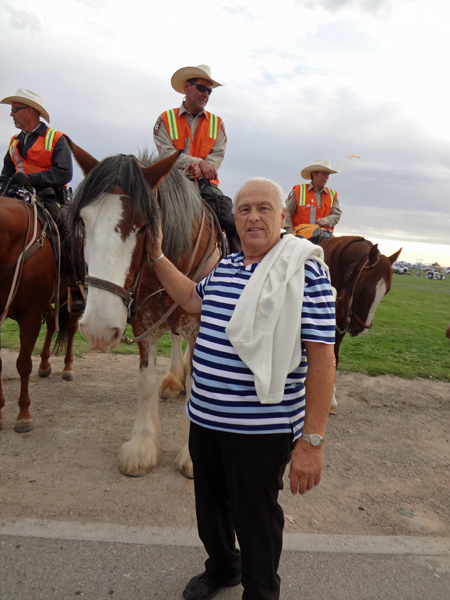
[
  {"left": 153, "top": 103, "right": 227, "bottom": 172},
  {"left": 284, "top": 182, "right": 342, "bottom": 233}
]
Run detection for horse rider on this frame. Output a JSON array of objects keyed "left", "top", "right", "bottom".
[
  {"left": 284, "top": 159, "right": 342, "bottom": 235},
  {"left": 0, "top": 88, "right": 85, "bottom": 312},
  {"left": 153, "top": 64, "right": 241, "bottom": 253}
]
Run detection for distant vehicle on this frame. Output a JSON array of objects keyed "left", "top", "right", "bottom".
[{"left": 427, "top": 270, "right": 445, "bottom": 280}]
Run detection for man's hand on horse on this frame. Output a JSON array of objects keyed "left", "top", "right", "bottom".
[
  {"left": 186, "top": 163, "right": 202, "bottom": 180},
  {"left": 199, "top": 160, "right": 218, "bottom": 181},
  {"left": 10, "top": 172, "right": 30, "bottom": 188},
  {"left": 315, "top": 218, "right": 328, "bottom": 228},
  {"left": 145, "top": 222, "right": 163, "bottom": 262}
]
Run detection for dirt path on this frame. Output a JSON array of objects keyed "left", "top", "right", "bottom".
[{"left": 1, "top": 349, "right": 449, "bottom": 537}]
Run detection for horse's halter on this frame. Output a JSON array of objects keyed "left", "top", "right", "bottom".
[
  {"left": 82, "top": 198, "right": 223, "bottom": 343},
  {"left": 335, "top": 249, "right": 381, "bottom": 335}
]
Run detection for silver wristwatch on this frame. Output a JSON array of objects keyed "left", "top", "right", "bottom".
[{"left": 301, "top": 433, "right": 324, "bottom": 446}]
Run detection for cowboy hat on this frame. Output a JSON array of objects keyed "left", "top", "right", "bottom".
[
  {"left": 171, "top": 64, "right": 223, "bottom": 94},
  {"left": 301, "top": 159, "right": 339, "bottom": 180},
  {"left": 0, "top": 88, "right": 50, "bottom": 123}
]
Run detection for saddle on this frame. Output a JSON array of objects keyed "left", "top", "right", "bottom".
[{"left": 293, "top": 223, "right": 333, "bottom": 245}]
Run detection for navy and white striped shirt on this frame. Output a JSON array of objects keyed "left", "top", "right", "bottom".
[{"left": 187, "top": 252, "right": 335, "bottom": 440}]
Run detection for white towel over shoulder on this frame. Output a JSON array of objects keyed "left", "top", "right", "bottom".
[{"left": 226, "top": 234, "right": 330, "bottom": 404}]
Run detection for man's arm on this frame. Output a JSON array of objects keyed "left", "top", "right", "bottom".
[
  {"left": 0, "top": 151, "right": 15, "bottom": 195},
  {"left": 283, "top": 188, "right": 298, "bottom": 234},
  {"left": 27, "top": 136, "right": 73, "bottom": 190},
  {"left": 289, "top": 340, "right": 335, "bottom": 495},
  {"left": 145, "top": 229, "right": 202, "bottom": 314},
  {"left": 316, "top": 197, "right": 342, "bottom": 228}
]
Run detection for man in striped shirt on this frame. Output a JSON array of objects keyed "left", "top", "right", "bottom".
[{"left": 147, "top": 178, "right": 336, "bottom": 600}]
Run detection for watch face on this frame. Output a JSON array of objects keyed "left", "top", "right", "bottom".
[{"left": 310, "top": 434, "right": 322, "bottom": 446}]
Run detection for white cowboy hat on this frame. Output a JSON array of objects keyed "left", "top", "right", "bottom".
[
  {"left": 301, "top": 159, "right": 339, "bottom": 180},
  {"left": 0, "top": 88, "right": 50, "bottom": 123},
  {"left": 171, "top": 64, "right": 223, "bottom": 94}
]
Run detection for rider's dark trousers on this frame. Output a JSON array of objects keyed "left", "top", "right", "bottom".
[{"left": 188, "top": 422, "right": 293, "bottom": 600}]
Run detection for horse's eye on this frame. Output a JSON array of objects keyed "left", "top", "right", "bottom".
[{"left": 138, "top": 225, "right": 147, "bottom": 235}]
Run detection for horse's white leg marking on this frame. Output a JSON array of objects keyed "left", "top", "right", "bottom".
[
  {"left": 79, "top": 194, "right": 138, "bottom": 351},
  {"left": 357, "top": 279, "right": 387, "bottom": 337},
  {"left": 175, "top": 371, "right": 193, "bottom": 478},
  {"left": 159, "top": 332, "right": 185, "bottom": 399},
  {"left": 118, "top": 341, "right": 161, "bottom": 475}
]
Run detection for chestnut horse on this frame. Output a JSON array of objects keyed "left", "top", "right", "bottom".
[
  {"left": 0, "top": 194, "right": 79, "bottom": 433},
  {"left": 319, "top": 236, "right": 401, "bottom": 412},
  {"left": 67, "top": 143, "right": 224, "bottom": 477}
]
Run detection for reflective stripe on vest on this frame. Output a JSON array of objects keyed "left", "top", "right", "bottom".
[
  {"left": 167, "top": 109, "right": 179, "bottom": 140},
  {"left": 44, "top": 128, "right": 57, "bottom": 151},
  {"left": 209, "top": 113, "right": 219, "bottom": 139},
  {"left": 9, "top": 139, "right": 24, "bottom": 172},
  {"left": 298, "top": 184, "right": 307, "bottom": 206},
  {"left": 328, "top": 188, "right": 336, "bottom": 206}
]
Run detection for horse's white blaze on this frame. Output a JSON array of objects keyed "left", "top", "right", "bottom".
[
  {"left": 357, "top": 278, "right": 386, "bottom": 337},
  {"left": 79, "top": 194, "right": 138, "bottom": 350}
]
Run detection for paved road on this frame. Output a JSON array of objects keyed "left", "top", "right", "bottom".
[{"left": 1, "top": 520, "right": 449, "bottom": 600}]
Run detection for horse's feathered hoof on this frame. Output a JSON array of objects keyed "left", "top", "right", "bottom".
[
  {"left": 329, "top": 406, "right": 338, "bottom": 415},
  {"left": 14, "top": 419, "right": 33, "bottom": 433},
  {"left": 119, "top": 468, "right": 146, "bottom": 477},
  {"left": 179, "top": 468, "right": 194, "bottom": 480}
]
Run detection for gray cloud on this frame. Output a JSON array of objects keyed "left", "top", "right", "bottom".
[
  {"left": 297, "top": 0, "right": 395, "bottom": 16},
  {"left": 5, "top": 5, "right": 43, "bottom": 32}
]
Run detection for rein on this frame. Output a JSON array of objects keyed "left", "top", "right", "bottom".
[
  {"left": 335, "top": 242, "right": 381, "bottom": 335},
  {"left": 121, "top": 207, "right": 223, "bottom": 345},
  {"left": 0, "top": 191, "right": 47, "bottom": 327}
]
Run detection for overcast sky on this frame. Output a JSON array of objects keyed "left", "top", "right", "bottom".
[{"left": 1, "top": 0, "right": 449, "bottom": 264}]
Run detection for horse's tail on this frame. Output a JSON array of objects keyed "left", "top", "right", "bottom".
[{"left": 52, "top": 306, "right": 70, "bottom": 356}]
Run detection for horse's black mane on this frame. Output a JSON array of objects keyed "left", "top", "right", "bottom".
[{"left": 68, "top": 153, "right": 203, "bottom": 263}]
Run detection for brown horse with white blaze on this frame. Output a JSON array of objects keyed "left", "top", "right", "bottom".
[
  {"left": 67, "top": 143, "right": 224, "bottom": 477},
  {"left": 319, "top": 236, "right": 401, "bottom": 413}
]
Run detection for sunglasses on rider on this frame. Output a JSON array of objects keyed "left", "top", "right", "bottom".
[
  {"left": 11, "top": 106, "right": 30, "bottom": 113},
  {"left": 192, "top": 83, "right": 213, "bottom": 96}
]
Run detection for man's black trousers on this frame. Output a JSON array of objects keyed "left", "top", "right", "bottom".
[{"left": 189, "top": 422, "right": 293, "bottom": 600}]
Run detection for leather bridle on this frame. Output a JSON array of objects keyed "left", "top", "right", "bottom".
[
  {"left": 335, "top": 247, "right": 381, "bottom": 335},
  {"left": 83, "top": 206, "right": 224, "bottom": 344}
]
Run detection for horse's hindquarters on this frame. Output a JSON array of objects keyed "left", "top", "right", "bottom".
[{"left": 79, "top": 289, "right": 127, "bottom": 351}]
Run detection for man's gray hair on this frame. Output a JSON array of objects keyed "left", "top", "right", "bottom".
[{"left": 233, "top": 178, "right": 286, "bottom": 213}]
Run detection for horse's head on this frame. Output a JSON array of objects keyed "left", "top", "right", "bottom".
[
  {"left": 67, "top": 140, "right": 180, "bottom": 351},
  {"left": 346, "top": 243, "right": 401, "bottom": 337},
  {"left": 324, "top": 236, "right": 401, "bottom": 338}
]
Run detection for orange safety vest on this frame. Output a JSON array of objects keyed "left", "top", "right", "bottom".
[
  {"left": 8, "top": 128, "right": 65, "bottom": 175},
  {"left": 161, "top": 108, "right": 222, "bottom": 186},
  {"left": 290, "top": 184, "right": 337, "bottom": 232}
]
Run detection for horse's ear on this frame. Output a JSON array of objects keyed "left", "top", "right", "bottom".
[
  {"left": 141, "top": 150, "right": 181, "bottom": 193},
  {"left": 388, "top": 248, "right": 402, "bottom": 265},
  {"left": 66, "top": 137, "right": 99, "bottom": 175},
  {"left": 367, "top": 243, "right": 379, "bottom": 265}
]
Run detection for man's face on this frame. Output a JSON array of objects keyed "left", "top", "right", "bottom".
[
  {"left": 184, "top": 78, "right": 213, "bottom": 113},
  {"left": 235, "top": 182, "right": 286, "bottom": 258},
  {"left": 311, "top": 171, "right": 329, "bottom": 189},
  {"left": 11, "top": 101, "right": 32, "bottom": 130}
]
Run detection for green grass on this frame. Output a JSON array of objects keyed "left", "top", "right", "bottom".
[
  {"left": 0, "top": 321, "right": 178, "bottom": 358},
  {"left": 1, "top": 273, "right": 449, "bottom": 380},
  {"left": 337, "top": 273, "right": 450, "bottom": 380}
]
